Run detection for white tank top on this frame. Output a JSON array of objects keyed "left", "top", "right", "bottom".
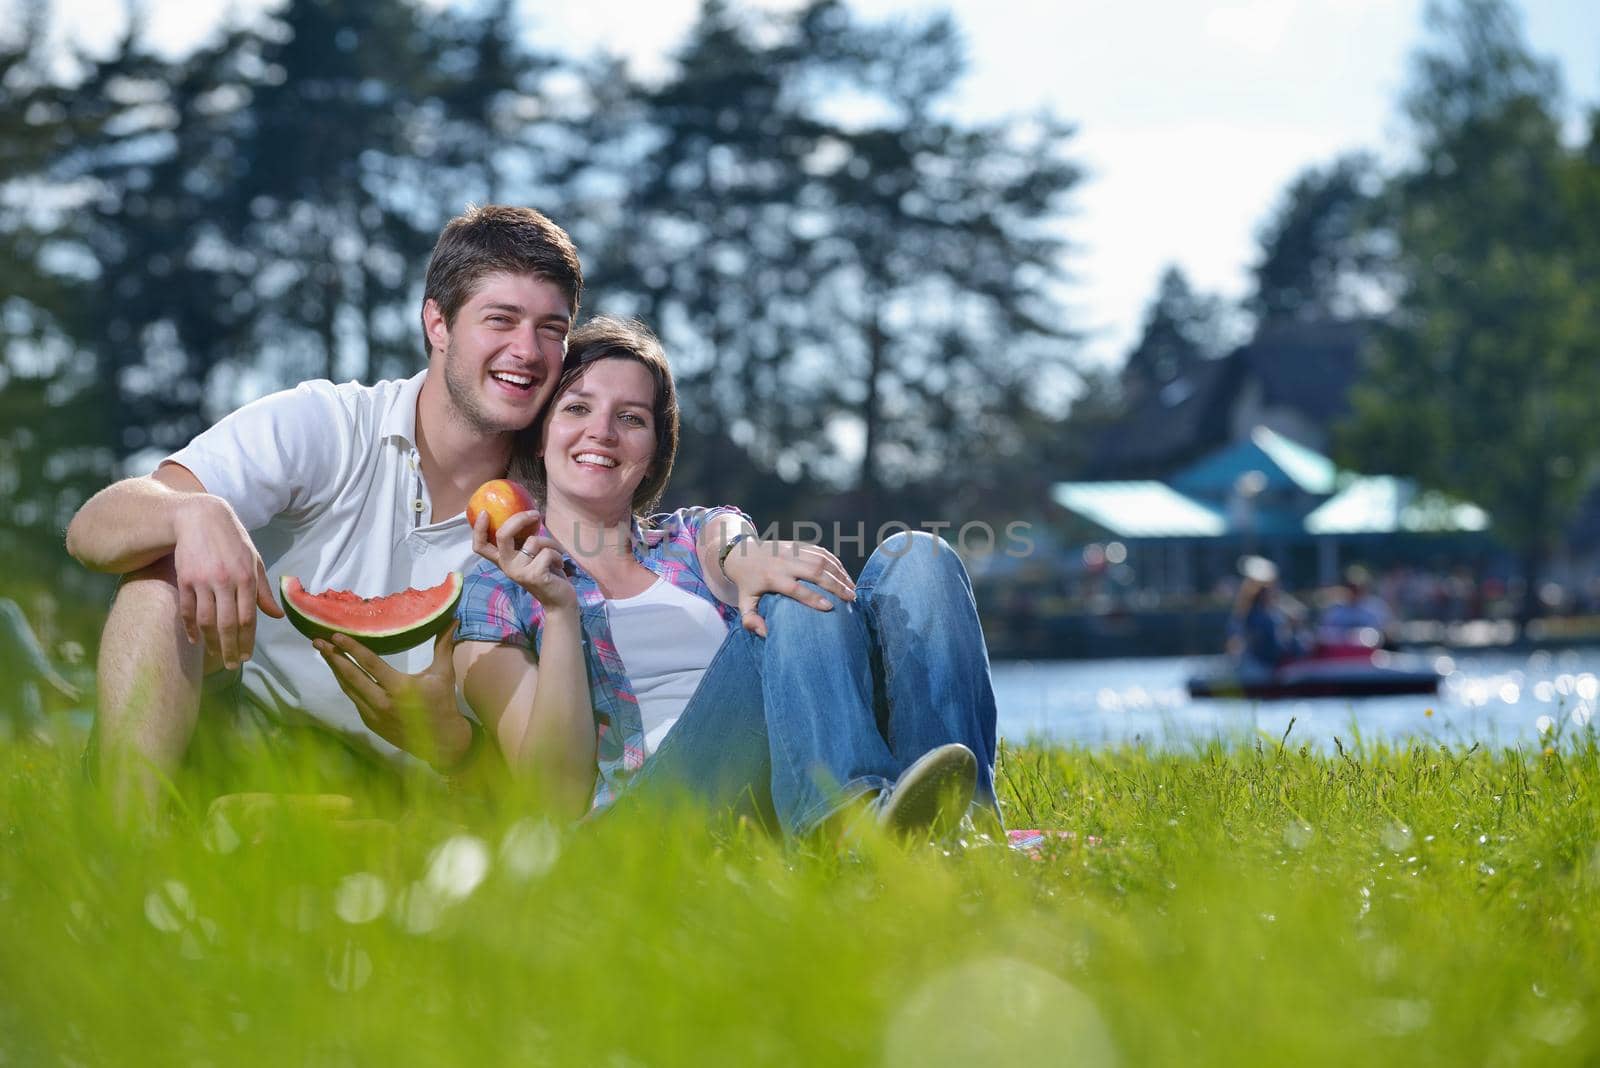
[{"left": 605, "top": 578, "right": 730, "bottom": 753}]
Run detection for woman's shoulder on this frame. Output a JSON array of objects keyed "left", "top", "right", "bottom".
[
  {"left": 458, "top": 558, "right": 544, "bottom": 641},
  {"left": 462, "top": 555, "right": 519, "bottom": 587},
  {"left": 643, "top": 504, "right": 752, "bottom": 542}
]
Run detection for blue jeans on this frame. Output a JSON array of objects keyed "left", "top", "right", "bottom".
[{"left": 625, "top": 531, "right": 999, "bottom": 836}]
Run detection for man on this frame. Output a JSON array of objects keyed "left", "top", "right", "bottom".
[
  {"left": 1317, "top": 565, "right": 1394, "bottom": 647},
  {"left": 65, "top": 204, "right": 581, "bottom": 816}
]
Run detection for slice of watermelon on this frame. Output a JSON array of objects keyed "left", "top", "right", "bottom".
[{"left": 280, "top": 573, "right": 462, "bottom": 655}]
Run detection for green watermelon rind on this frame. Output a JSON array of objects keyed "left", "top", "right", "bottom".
[{"left": 280, "top": 573, "right": 463, "bottom": 655}]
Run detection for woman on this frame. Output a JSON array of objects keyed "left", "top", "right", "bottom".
[
  {"left": 452, "top": 317, "right": 1000, "bottom": 840},
  {"left": 1227, "top": 575, "right": 1305, "bottom": 678}
]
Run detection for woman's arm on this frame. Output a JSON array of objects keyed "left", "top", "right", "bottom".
[
  {"left": 456, "top": 507, "right": 597, "bottom": 818},
  {"left": 455, "top": 626, "right": 596, "bottom": 819},
  {"left": 695, "top": 510, "right": 858, "bottom": 637},
  {"left": 697, "top": 510, "right": 757, "bottom": 606}
]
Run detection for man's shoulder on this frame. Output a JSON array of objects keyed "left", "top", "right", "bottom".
[
  {"left": 169, "top": 372, "right": 427, "bottom": 518},
  {"left": 298, "top": 371, "right": 424, "bottom": 410},
  {"left": 269, "top": 372, "right": 426, "bottom": 445}
]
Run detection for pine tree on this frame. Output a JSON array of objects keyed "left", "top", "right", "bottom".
[
  {"left": 1341, "top": 0, "right": 1600, "bottom": 621},
  {"left": 1121, "top": 266, "right": 1229, "bottom": 403},
  {"left": 1248, "top": 154, "right": 1385, "bottom": 326}
]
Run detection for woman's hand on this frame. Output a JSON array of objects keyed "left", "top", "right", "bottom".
[
  {"left": 472, "top": 508, "right": 579, "bottom": 614},
  {"left": 719, "top": 538, "right": 856, "bottom": 638}
]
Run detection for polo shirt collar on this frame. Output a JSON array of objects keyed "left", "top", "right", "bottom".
[{"left": 381, "top": 369, "right": 431, "bottom": 447}]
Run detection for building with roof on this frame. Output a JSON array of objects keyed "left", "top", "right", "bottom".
[
  {"left": 1052, "top": 425, "right": 1490, "bottom": 594},
  {"left": 1092, "top": 319, "right": 1367, "bottom": 479}
]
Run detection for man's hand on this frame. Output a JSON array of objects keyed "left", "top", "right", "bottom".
[
  {"left": 719, "top": 539, "right": 856, "bottom": 638},
  {"left": 171, "top": 494, "right": 284, "bottom": 669},
  {"left": 313, "top": 621, "right": 474, "bottom": 772}
]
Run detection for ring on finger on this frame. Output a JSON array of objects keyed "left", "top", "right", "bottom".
[{"left": 517, "top": 546, "right": 537, "bottom": 558}]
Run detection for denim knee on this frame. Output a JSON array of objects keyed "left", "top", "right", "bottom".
[
  {"left": 757, "top": 581, "right": 848, "bottom": 625},
  {"left": 862, "top": 531, "right": 969, "bottom": 591}
]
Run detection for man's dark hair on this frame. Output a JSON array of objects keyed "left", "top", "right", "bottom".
[
  {"left": 420, "top": 204, "right": 583, "bottom": 359},
  {"left": 513, "top": 317, "right": 680, "bottom": 516}
]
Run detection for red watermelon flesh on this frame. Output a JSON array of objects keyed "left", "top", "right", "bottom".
[{"left": 280, "top": 573, "right": 462, "bottom": 655}]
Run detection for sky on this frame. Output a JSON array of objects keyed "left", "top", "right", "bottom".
[{"left": 32, "top": 0, "right": 1600, "bottom": 369}]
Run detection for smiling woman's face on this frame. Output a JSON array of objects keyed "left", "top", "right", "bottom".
[{"left": 540, "top": 357, "right": 659, "bottom": 514}]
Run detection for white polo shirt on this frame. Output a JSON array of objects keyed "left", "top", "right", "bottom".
[{"left": 167, "top": 371, "right": 475, "bottom": 756}]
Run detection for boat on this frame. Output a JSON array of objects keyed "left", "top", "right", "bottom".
[{"left": 1186, "top": 649, "right": 1441, "bottom": 700}]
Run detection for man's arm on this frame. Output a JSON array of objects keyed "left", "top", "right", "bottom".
[
  {"left": 69, "top": 464, "right": 219, "bottom": 572},
  {"left": 66, "top": 463, "right": 282, "bottom": 668}
]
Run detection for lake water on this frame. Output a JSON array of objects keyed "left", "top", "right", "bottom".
[{"left": 990, "top": 648, "right": 1599, "bottom": 752}]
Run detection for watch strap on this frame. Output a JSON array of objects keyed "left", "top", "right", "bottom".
[{"left": 717, "top": 532, "right": 756, "bottom": 580}]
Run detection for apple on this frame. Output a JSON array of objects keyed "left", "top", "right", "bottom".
[{"left": 467, "top": 478, "right": 537, "bottom": 539}]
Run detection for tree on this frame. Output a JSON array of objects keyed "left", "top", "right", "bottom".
[
  {"left": 1120, "top": 265, "right": 1229, "bottom": 402},
  {"left": 421, "top": 0, "right": 567, "bottom": 206},
  {"left": 568, "top": 0, "right": 830, "bottom": 510},
  {"left": 41, "top": 18, "right": 268, "bottom": 459},
  {"left": 225, "top": 0, "right": 569, "bottom": 387},
  {"left": 1340, "top": 0, "right": 1600, "bottom": 621},
  {"left": 0, "top": 2, "right": 65, "bottom": 325},
  {"left": 1248, "top": 153, "right": 1387, "bottom": 326},
  {"left": 576, "top": 0, "right": 1083, "bottom": 531},
  {"left": 0, "top": 6, "right": 122, "bottom": 598},
  {"left": 226, "top": 0, "right": 454, "bottom": 387},
  {"left": 791, "top": 3, "right": 1081, "bottom": 510}
]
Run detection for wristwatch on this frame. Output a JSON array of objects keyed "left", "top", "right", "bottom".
[{"left": 717, "top": 532, "right": 756, "bottom": 580}]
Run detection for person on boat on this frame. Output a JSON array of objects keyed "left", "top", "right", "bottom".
[
  {"left": 65, "top": 205, "right": 583, "bottom": 817},
  {"left": 1316, "top": 565, "right": 1393, "bottom": 648},
  {"left": 447, "top": 317, "right": 1000, "bottom": 840},
  {"left": 1227, "top": 568, "right": 1306, "bottom": 678}
]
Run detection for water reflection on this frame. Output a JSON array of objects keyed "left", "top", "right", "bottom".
[{"left": 991, "top": 649, "right": 1600, "bottom": 751}]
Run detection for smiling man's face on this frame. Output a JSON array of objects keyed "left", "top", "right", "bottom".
[{"left": 432, "top": 271, "right": 572, "bottom": 435}]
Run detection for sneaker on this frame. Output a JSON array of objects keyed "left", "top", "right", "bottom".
[{"left": 876, "top": 743, "right": 977, "bottom": 840}]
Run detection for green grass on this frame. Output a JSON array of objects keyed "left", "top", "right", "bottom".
[{"left": 3, "top": 721, "right": 1599, "bottom": 1066}]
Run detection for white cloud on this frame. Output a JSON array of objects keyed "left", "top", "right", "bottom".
[
  {"left": 1205, "top": 1, "right": 1297, "bottom": 54},
  {"left": 1071, "top": 120, "right": 1351, "bottom": 363},
  {"left": 41, "top": 0, "right": 282, "bottom": 60}
]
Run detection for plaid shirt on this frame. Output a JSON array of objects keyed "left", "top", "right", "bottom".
[{"left": 455, "top": 505, "right": 747, "bottom": 810}]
